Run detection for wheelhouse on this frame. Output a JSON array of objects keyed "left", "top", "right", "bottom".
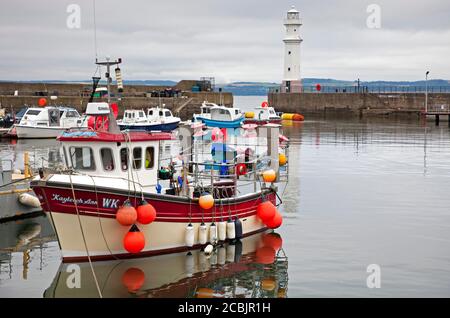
[
  {"left": 58, "top": 131, "right": 173, "bottom": 190},
  {"left": 122, "top": 109, "right": 147, "bottom": 124},
  {"left": 210, "top": 106, "right": 242, "bottom": 121},
  {"left": 19, "top": 107, "right": 83, "bottom": 127}
]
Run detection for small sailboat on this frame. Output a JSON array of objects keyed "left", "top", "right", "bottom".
[
  {"left": 117, "top": 107, "right": 180, "bottom": 132},
  {"left": 14, "top": 106, "right": 87, "bottom": 139},
  {"left": 194, "top": 102, "right": 244, "bottom": 129}
]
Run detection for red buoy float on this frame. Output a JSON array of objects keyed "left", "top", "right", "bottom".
[
  {"left": 256, "top": 201, "right": 276, "bottom": 222},
  {"left": 316, "top": 84, "right": 322, "bottom": 91},
  {"left": 122, "top": 267, "right": 145, "bottom": 292},
  {"left": 261, "top": 101, "right": 269, "bottom": 108},
  {"left": 116, "top": 200, "right": 137, "bottom": 226},
  {"left": 236, "top": 163, "right": 247, "bottom": 176},
  {"left": 38, "top": 98, "right": 47, "bottom": 107},
  {"left": 136, "top": 200, "right": 157, "bottom": 225},
  {"left": 266, "top": 211, "right": 283, "bottom": 229},
  {"left": 123, "top": 224, "right": 145, "bottom": 254}
]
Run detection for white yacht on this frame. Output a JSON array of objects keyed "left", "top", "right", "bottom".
[{"left": 15, "top": 106, "right": 87, "bottom": 139}]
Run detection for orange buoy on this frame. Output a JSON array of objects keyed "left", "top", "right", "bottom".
[
  {"left": 266, "top": 211, "right": 283, "bottom": 229},
  {"left": 116, "top": 200, "right": 137, "bottom": 226},
  {"left": 262, "top": 169, "right": 276, "bottom": 183},
  {"left": 123, "top": 224, "right": 145, "bottom": 254},
  {"left": 279, "top": 153, "right": 287, "bottom": 166},
  {"left": 122, "top": 267, "right": 145, "bottom": 292},
  {"left": 136, "top": 200, "right": 156, "bottom": 225},
  {"left": 292, "top": 114, "right": 304, "bottom": 121},
  {"left": 38, "top": 98, "right": 47, "bottom": 107},
  {"left": 257, "top": 201, "right": 276, "bottom": 222},
  {"left": 262, "top": 232, "right": 283, "bottom": 252},
  {"left": 196, "top": 288, "right": 214, "bottom": 298},
  {"left": 199, "top": 193, "right": 214, "bottom": 210},
  {"left": 261, "top": 278, "right": 276, "bottom": 291},
  {"left": 236, "top": 163, "right": 247, "bottom": 176},
  {"left": 255, "top": 246, "right": 275, "bottom": 264}
]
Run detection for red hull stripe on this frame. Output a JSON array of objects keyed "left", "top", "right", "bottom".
[
  {"left": 62, "top": 227, "right": 268, "bottom": 263},
  {"left": 32, "top": 183, "right": 276, "bottom": 222}
]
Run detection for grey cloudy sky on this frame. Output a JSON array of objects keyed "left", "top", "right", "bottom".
[{"left": 0, "top": 0, "right": 449, "bottom": 82}]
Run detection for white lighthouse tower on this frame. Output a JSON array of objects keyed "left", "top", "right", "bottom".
[{"left": 281, "top": 6, "right": 302, "bottom": 93}]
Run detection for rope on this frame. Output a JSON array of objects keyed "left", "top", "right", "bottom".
[
  {"left": 88, "top": 174, "right": 119, "bottom": 260},
  {"left": 68, "top": 172, "right": 103, "bottom": 298}
]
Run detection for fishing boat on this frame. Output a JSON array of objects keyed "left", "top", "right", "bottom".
[
  {"left": 117, "top": 107, "right": 180, "bottom": 132},
  {"left": 244, "top": 103, "right": 282, "bottom": 125},
  {"left": 14, "top": 106, "right": 87, "bottom": 139},
  {"left": 194, "top": 102, "right": 244, "bottom": 129},
  {"left": 30, "top": 58, "right": 288, "bottom": 263}
]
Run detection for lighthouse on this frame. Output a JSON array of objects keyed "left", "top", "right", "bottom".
[{"left": 281, "top": 6, "right": 302, "bottom": 93}]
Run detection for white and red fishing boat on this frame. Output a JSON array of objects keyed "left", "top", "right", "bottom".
[
  {"left": 30, "top": 58, "right": 288, "bottom": 263},
  {"left": 244, "top": 102, "right": 282, "bottom": 126}
]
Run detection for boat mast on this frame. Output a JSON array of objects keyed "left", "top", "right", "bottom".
[{"left": 95, "top": 56, "right": 122, "bottom": 133}]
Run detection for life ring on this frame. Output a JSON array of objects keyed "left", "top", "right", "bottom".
[{"left": 236, "top": 163, "right": 247, "bottom": 176}]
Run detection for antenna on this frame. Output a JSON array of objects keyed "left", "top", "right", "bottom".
[
  {"left": 95, "top": 57, "right": 122, "bottom": 133},
  {"left": 92, "top": 0, "right": 98, "bottom": 58}
]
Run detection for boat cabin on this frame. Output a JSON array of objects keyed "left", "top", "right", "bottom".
[
  {"left": 147, "top": 107, "right": 176, "bottom": 122},
  {"left": 254, "top": 106, "right": 280, "bottom": 121},
  {"left": 58, "top": 130, "right": 172, "bottom": 190},
  {"left": 210, "top": 105, "right": 242, "bottom": 122},
  {"left": 19, "top": 107, "right": 83, "bottom": 128},
  {"left": 121, "top": 109, "right": 147, "bottom": 124}
]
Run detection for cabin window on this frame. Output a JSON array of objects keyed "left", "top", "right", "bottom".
[
  {"left": 26, "top": 109, "right": 41, "bottom": 116},
  {"left": 165, "top": 110, "right": 171, "bottom": 117},
  {"left": 235, "top": 110, "right": 239, "bottom": 115},
  {"left": 120, "top": 148, "right": 129, "bottom": 171},
  {"left": 66, "top": 111, "right": 79, "bottom": 118},
  {"left": 69, "top": 147, "right": 95, "bottom": 170},
  {"left": 100, "top": 148, "right": 115, "bottom": 171},
  {"left": 149, "top": 110, "right": 153, "bottom": 115},
  {"left": 145, "top": 147, "right": 155, "bottom": 169},
  {"left": 220, "top": 109, "right": 227, "bottom": 115},
  {"left": 133, "top": 147, "right": 142, "bottom": 169},
  {"left": 159, "top": 111, "right": 163, "bottom": 116},
  {"left": 139, "top": 111, "right": 145, "bottom": 117}
]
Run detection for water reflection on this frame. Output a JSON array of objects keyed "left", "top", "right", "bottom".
[
  {"left": 0, "top": 214, "right": 57, "bottom": 285},
  {"left": 44, "top": 232, "right": 288, "bottom": 298}
]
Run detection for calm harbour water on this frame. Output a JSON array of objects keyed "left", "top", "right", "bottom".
[{"left": 1, "top": 95, "right": 450, "bottom": 297}]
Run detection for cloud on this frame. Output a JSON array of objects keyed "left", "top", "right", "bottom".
[{"left": 0, "top": 0, "right": 449, "bottom": 82}]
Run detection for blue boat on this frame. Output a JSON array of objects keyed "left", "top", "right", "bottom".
[
  {"left": 117, "top": 107, "right": 180, "bottom": 132},
  {"left": 200, "top": 117, "right": 244, "bottom": 129},
  {"left": 195, "top": 103, "right": 244, "bottom": 129}
]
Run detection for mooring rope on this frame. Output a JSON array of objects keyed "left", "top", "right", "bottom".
[{"left": 68, "top": 172, "right": 103, "bottom": 298}]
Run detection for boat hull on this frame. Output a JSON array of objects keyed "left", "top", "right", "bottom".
[
  {"left": 118, "top": 121, "right": 180, "bottom": 132},
  {"left": 15, "top": 125, "right": 66, "bottom": 139},
  {"left": 199, "top": 117, "right": 244, "bottom": 128},
  {"left": 32, "top": 179, "right": 275, "bottom": 262},
  {"left": 243, "top": 118, "right": 282, "bottom": 125}
]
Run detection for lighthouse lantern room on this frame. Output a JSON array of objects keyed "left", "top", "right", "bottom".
[{"left": 281, "top": 5, "right": 303, "bottom": 93}]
